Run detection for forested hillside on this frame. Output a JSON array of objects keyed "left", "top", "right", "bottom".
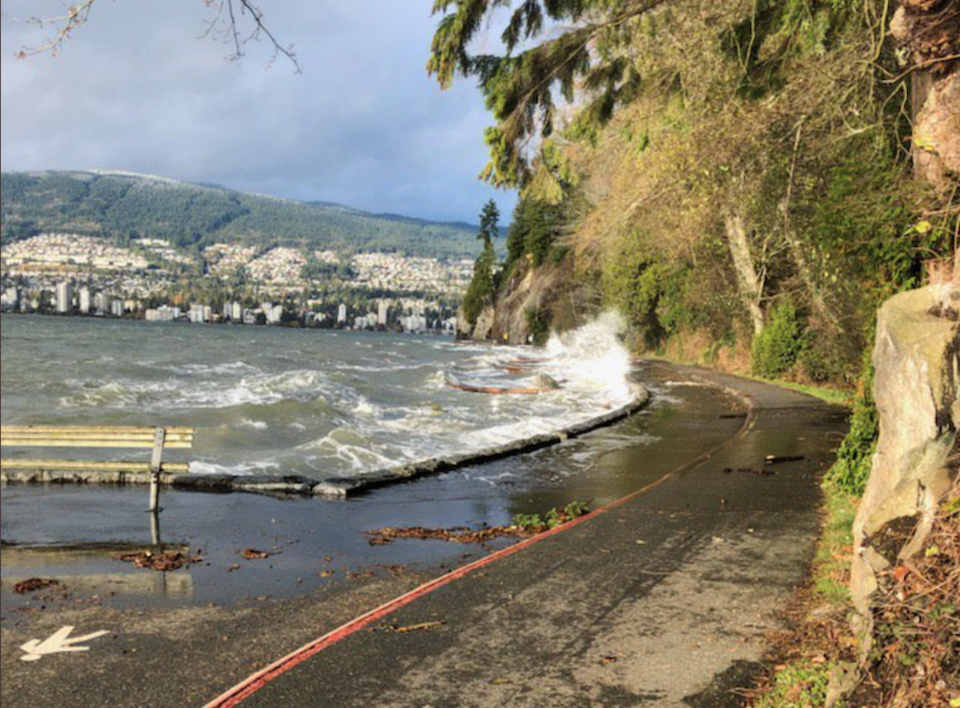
[
  {"left": 0, "top": 170, "right": 479, "bottom": 258},
  {"left": 439, "top": 4, "right": 957, "bottom": 703},
  {"left": 443, "top": 0, "right": 957, "bottom": 388}
]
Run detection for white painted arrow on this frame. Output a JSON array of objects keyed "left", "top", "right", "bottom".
[{"left": 20, "top": 625, "right": 110, "bottom": 662}]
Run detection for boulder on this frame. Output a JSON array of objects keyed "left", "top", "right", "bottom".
[
  {"left": 850, "top": 285, "right": 959, "bottom": 655},
  {"left": 532, "top": 373, "right": 562, "bottom": 390}
]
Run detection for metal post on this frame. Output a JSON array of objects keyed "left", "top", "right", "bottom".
[
  {"left": 150, "top": 508, "right": 162, "bottom": 547},
  {"left": 148, "top": 427, "right": 165, "bottom": 514}
]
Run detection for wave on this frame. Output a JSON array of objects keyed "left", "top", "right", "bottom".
[{"left": 24, "top": 312, "right": 642, "bottom": 481}]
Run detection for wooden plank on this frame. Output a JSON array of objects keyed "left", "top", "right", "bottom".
[
  {"left": 1, "top": 439, "right": 193, "bottom": 449},
  {"left": 1, "top": 432, "right": 193, "bottom": 443},
  {"left": 0, "top": 459, "right": 190, "bottom": 473},
  {"left": 0, "top": 430, "right": 193, "bottom": 439},
  {"left": 0, "top": 426, "right": 195, "bottom": 435}
]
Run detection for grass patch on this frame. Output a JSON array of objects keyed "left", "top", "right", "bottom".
[
  {"left": 754, "top": 661, "right": 835, "bottom": 708},
  {"left": 811, "top": 485, "right": 858, "bottom": 607},
  {"left": 746, "top": 375, "right": 853, "bottom": 406}
]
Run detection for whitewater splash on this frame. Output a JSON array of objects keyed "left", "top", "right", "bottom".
[
  {"left": 542, "top": 311, "right": 633, "bottom": 400},
  {"left": 298, "top": 311, "right": 639, "bottom": 481},
  {"left": 1, "top": 313, "right": 642, "bottom": 482}
]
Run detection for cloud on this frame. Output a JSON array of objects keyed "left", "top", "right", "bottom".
[{"left": 0, "top": 0, "right": 517, "bottom": 223}]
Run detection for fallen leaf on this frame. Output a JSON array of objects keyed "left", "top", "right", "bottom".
[
  {"left": 393, "top": 621, "right": 444, "bottom": 633},
  {"left": 241, "top": 548, "right": 273, "bottom": 560}
]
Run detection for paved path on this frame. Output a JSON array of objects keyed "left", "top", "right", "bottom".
[{"left": 208, "top": 368, "right": 848, "bottom": 708}]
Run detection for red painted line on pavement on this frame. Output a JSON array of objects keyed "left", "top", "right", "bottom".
[{"left": 204, "top": 382, "right": 757, "bottom": 708}]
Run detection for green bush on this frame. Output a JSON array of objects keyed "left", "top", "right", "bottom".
[
  {"left": 826, "top": 356, "right": 878, "bottom": 496},
  {"left": 524, "top": 305, "right": 552, "bottom": 346},
  {"left": 751, "top": 301, "right": 806, "bottom": 377}
]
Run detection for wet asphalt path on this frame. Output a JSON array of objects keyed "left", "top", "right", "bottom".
[{"left": 212, "top": 367, "right": 847, "bottom": 708}]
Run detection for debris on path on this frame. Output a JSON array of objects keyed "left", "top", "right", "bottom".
[
  {"left": 240, "top": 548, "right": 276, "bottom": 560},
  {"left": 724, "top": 467, "right": 777, "bottom": 476},
  {"left": 114, "top": 550, "right": 202, "bottom": 572},
  {"left": 764, "top": 454, "right": 805, "bottom": 465},
  {"left": 12, "top": 578, "right": 61, "bottom": 595},
  {"left": 370, "top": 621, "right": 445, "bottom": 634},
  {"left": 366, "top": 501, "right": 592, "bottom": 545},
  {"left": 366, "top": 525, "right": 534, "bottom": 545}
]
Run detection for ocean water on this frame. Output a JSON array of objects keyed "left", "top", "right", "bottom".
[{"left": 0, "top": 313, "right": 636, "bottom": 480}]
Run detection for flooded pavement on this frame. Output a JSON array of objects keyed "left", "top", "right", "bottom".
[
  {"left": 1, "top": 361, "right": 743, "bottom": 611},
  {"left": 0, "top": 363, "right": 846, "bottom": 708}
]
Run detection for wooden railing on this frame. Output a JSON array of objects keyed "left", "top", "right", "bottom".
[{"left": 1, "top": 425, "right": 195, "bottom": 513}]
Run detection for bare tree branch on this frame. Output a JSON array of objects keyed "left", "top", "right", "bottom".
[
  {"left": 4, "top": 0, "right": 300, "bottom": 72},
  {"left": 5, "top": 0, "right": 98, "bottom": 58}
]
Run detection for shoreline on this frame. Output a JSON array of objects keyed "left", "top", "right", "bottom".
[
  {"left": 0, "top": 384, "right": 650, "bottom": 499},
  {"left": 0, "top": 363, "right": 848, "bottom": 708}
]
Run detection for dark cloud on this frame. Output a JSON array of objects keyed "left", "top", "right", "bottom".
[{"left": 0, "top": 1, "right": 516, "bottom": 223}]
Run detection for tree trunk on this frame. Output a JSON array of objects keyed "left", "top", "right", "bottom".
[
  {"left": 724, "top": 214, "right": 765, "bottom": 335},
  {"left": 782, "top": 226, "right": 841, "bottom": 331}
]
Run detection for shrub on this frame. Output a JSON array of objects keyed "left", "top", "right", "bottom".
[
  {"left": 524, "top": 305, "right": 552, "bottom": 346},
  {"left": 751, "top": 301, "right": 806, "bottom": 377},
  {"left": 826, "top": 356, "right": 878, "bottom": 496}
]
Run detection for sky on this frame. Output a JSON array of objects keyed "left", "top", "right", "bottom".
[{"left": 0, "top": 1, "right": 516, "bottom": 224}]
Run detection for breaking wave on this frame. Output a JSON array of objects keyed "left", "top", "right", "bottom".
[{"left": 3, "top": 312, "right": 641, "bottom": 481}]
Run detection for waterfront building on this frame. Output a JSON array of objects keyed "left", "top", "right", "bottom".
[
  {"left": 93, "top": 292, "right": 110, "bottom": 314},
  {"left": 337, "top": 303, "right": 347, "bottom": 324},
  {"left": 402, "top": 314, "right": 428, "bottom": 333},
  {"left": 78, "top": 287, "right": 92, "bottom": 314},
  {"left": 189, "top": 304, "right": 211, "bottom": 323},
  {"left": 266, "top": 304, "right": 284, "bottom": 325},
  {"left": 378, "top": 299, "right": 390, "bottom": 327},
  {"left": 1, "top": 287, "right": 19, "bottom": 312},
  {"left": 56, "top": 281, "right": 74, "bottom": 314},
  {"left": 110, "top": 299, "right": 125, "bottom": 317},
  {"left": 145, "top": 305, "right": 181, "bottom": 322}
]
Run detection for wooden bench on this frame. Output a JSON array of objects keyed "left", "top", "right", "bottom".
[{"left": 0, "top": 425, "right": 195, "bottom": 513}]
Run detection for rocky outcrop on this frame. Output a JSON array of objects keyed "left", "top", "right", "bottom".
[
  {"left": 850, "top": 284, "right": 959, "bottom": 657},
  {"left": 913, "top": 72, "right": 960, "bottom": 191},
  {"left": 457, "top": 256, "right": 592, "bottom": 344},
  {"left": 890, "top": 0, "right": 960, "bottom": 192}
]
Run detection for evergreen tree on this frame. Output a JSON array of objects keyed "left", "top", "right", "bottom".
[
  {"left": 479, "top": 199, "right": 500, "bottom": 242},
  {"left": 428, "top": 1, "right": 655, "bottom": 189},
  {"left": 462, "top": 200, "right": 501, "bottom": 326},
  {"left": 508, "top": 197, "right": 564, "bottom": 268}
]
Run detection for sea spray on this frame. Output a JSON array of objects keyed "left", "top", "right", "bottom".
[{"left": 542, "top": 311, "right": 632, "bottom": 402}]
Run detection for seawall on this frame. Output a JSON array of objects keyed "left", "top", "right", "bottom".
[{"left": 0, "top": 384, "right": 650, "bottom": 499}]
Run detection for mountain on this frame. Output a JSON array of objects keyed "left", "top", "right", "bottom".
[{"left": 0, "top": 170, "right": 480, "bottom": 259}]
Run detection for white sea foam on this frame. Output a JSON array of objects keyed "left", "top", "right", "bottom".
[{"left": 14, "top": 312, "right": 642, "bottom": 481}]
